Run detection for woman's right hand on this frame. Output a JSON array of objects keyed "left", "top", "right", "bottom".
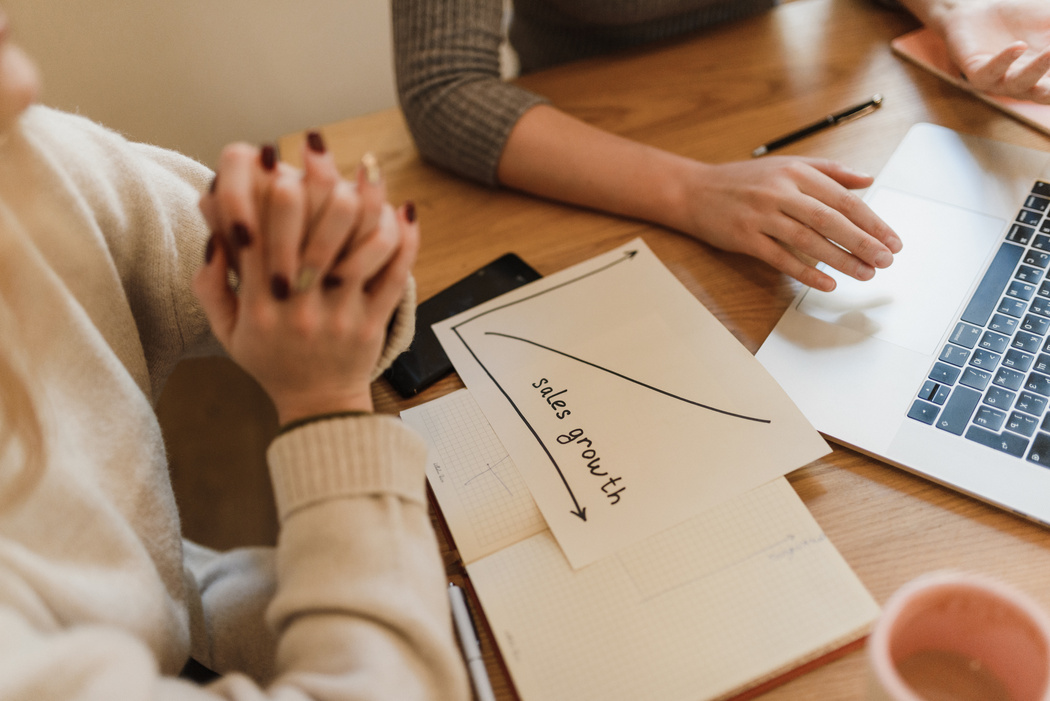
[
  {"left": 670, "top": 155, "right": 902, "bottom": 292},
  {"left": 193, "top": 139, "right": 418, "bottom": 424}
]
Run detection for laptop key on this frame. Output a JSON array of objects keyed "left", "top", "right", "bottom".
[
  {"left": 1009, "top": 280, "right": 1037, "bottom": 301},
  {"left": 936, "top": 386, "right": 981, "bottom": 435},
  {"left": 1017, "top": 265, "right": 1045, "bottom": 284},
  {"left": 930, "top": 362, "right": 961, "bottom": 385},
  {"left": 1026, "top": 195, "right": 1050, "bottom": 212},
  {"left": 1006, "top": 411, "right": 1040, "bottom": 437},
  {"left": 1027, "top": 432, "right": 1050, "bottom": 467},
  {"left": 1018, "top": 209, "right": 1041, "bottom": 226},
  {"left": 918, "top": 380, "right": 938, "bottom": 401},
  {"left": 1026, "top": 250, "right": 1050, "bottom": 268},
  {"left": 998, "top": 297, "right": 1028, "bottom": 317},
  {"left": 994, "top": 366, "right": 1026, "bottom": 391},
  {"left": 980, "top": 330, "right": 1011, "bottom": 353},
  {"left": 1026, "top": 371, "right": 1050, "bottom": 396},
  {"left": 983, "top": 385, "right": 1017, "bottom": 409},
  {"left": 989, "top": 313, "right": 1018, "bottom": 334},
  {"left": 908, "top": 399, "right": 940, "bottom": 425},
  {"left": 961, "top": 243, "right": 1024, "bottom": 326},
  {"left": 1012, "top": 331, "right": 1042, "bottom": 353},
  {"left": 1003, "top": 349, "right": 1034, "bottom": 372},
  {"left": 1023, "top": 314, "right": 1050, "bottom": 336},
  {"left": 1016, "top": 391, "right": 1048, "bottom": 417},
  {"left": 965, "top": 425, "right": 1030, "bottom": 457},
  {"left": 1008, "top": 223, "right": 1036, "bottom": 244},
  {"left": 938, "top": 344, "right": 970, "bottom": 367},
  {"left": 950, "top": 322, "right": 983, "bottom": 349},
  {"left": 1031, "top": 297, "right": 1050, "bottom": 317},
  {"left": 973, "top": 406, "right": 1007, "bottom": 431},
  {"left": 970, "top": 348, "right": 1001, "bottom": 369},
  {"left": 960, "top": 367, "right": 992, "bottom": 390}
]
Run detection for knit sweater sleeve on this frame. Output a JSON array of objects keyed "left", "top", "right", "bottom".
[
  {"left": 392, "top": 0, "right": 549, "bottom": 187},
  {"left": 256, "top": 414, "right": 472, "bottom": 700},
  {"left": 0, "top": 107, "right": 465, "bottom": 699}
]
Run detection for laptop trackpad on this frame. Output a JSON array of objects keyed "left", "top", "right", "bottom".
[{"left": 796, "top": 187, "right": 1006, "bottom": 355}]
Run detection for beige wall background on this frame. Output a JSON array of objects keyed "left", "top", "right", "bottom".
[{"left": 5, "top": 1, "right": 398, "bottom": 167}]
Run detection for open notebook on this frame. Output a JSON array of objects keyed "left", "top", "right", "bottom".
[{"left": 403, "top": 389, "right": 880, "bottom": 701}]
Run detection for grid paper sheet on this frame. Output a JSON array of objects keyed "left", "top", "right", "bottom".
[
  {"left": 466, "top": 479, "right": 879, "bottom": 701},
  {"left": 403, "top": 389, "right": 546, "bottom": 563},
  {"left": 403, "top": 389, "right": 880, "bottom": 701}
]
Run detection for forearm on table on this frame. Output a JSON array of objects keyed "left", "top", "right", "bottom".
[{"left": 496, "top": 104, "right": 700, "bottom": 233}]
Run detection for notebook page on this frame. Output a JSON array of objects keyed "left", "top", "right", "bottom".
[
  {"left": 404, "top": 389, "right": 880, "bottom": 700},
  {"left": 467, "top": 478, "right": 880, "bottom": 701},
  {"left": 403, "top": 389, "right": 546, "bottom": 563}
]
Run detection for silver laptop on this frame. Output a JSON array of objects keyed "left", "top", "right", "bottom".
[{"left": 756, "top": 122, "right": 1050, "bottom": 525}]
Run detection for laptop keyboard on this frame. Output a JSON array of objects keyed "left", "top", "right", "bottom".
[{"left": 908, "top": 180, "right": 1050, "bottom": 468}]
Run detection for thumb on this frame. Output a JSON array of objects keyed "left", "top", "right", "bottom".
[{"left": 807, "top": 158, "right": 875, "bottom": 190}]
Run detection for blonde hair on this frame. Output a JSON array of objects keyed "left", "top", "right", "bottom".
[{"left": 0, "top": 308, "right": 44, "bottom": 507}]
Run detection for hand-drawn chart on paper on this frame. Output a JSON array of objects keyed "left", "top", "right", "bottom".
[{"left": 434, "top": 240, "right": 830, "bottom": 568}]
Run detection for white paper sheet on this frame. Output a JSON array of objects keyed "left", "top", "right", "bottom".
[{"left": 434, "top": 239, "right": 829, "bottom": 568}]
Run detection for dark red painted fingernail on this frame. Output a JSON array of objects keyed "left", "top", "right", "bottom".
[
  {"left": 322, "top": 275, "right": 343, "bottom": 290},
  {"left": 306, "top": 131, "right": 326, "bottom": 154},
  {"left": 232, "top": 223, "right": 252, "bottom": 248},
  {"left": 404, "top": 200, "right": 417, "bottom": 223},
  {"left": 204, "top": 234, "right": 217, "bottom": 264},
  {"left": 260, "top": 144, "right": 277, "bottom": 171},
  {"left": 208, "top": 174, "right": 218, "bottom": 194},
  {"left": 271, "top": 274, "right": 291, "bottom": 301}
]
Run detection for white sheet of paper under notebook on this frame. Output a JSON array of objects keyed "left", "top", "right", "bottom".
[
  {"left": 431, "top": 239, "right": 831, "bottom": 569},
  {"left": 403, "top": 390, "right": 880, "bottom": 701}
]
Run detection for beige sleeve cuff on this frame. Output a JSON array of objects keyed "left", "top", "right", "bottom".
[{"left": 267, "top": 413, "right": 428, "bottom": 523}]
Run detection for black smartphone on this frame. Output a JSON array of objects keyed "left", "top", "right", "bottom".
[{"left": 385, "top": 253, "right": 542, "bottom": 397}]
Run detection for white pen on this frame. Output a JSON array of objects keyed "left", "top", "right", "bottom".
[{"left": 449, "top": 583, "right": 497, "bottom": 701}]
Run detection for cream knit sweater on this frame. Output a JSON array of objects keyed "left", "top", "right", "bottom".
[{"left": 0, "top": 105, "right": 468, "bottom": 700}]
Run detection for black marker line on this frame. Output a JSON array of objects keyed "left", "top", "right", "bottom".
[
  {"left": 452, "top": 325, "right": 587, "bottom": 521},
  {"left": 485, "top": 332, "right": 771, "bottom": 424},
  {"left": 451, "top": 250, "right": 637, "bottom": 332},
  {"left": 446, "top": 250, "right": 640, "bottom": 521}
]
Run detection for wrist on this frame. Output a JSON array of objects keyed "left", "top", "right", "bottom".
[
  {"left": 273, "top": 388, "right": 375, "bottom": 427},
  {"left": 279, "top": 409, "right": 374, "bottom": 435},
  {"left": 654, "top": 155, "right": 712, "bottom": 235}
]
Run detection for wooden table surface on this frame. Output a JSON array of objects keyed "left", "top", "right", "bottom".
[{"left": 279, "top": 0, "right": 1050, "bottom": 697}]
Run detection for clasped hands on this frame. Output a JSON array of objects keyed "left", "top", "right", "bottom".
[{"left": 193, "top": 135, "right": 418, "bottom": 424}]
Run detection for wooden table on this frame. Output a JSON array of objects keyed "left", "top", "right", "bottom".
[{"left": 279, "top": 0, "right": 1050, "bottom": 697}]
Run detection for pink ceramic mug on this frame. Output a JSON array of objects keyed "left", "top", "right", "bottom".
[{"left": 868, "top": 572, "right": 1050, "bottom": 701}]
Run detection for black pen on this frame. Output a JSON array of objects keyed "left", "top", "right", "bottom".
[{"left": 751, "top": 94, "right": 883, "bottom": 157}]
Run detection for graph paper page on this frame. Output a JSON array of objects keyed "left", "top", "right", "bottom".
[
  {"left": 403, "top": 389, "right": 546, "bottom": 563},
  {"left": 403, "top": 389, "right": 879, "bottom": 700},
  {"left": 468, "top": 478, "right": 879, "bottom": 701}
]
